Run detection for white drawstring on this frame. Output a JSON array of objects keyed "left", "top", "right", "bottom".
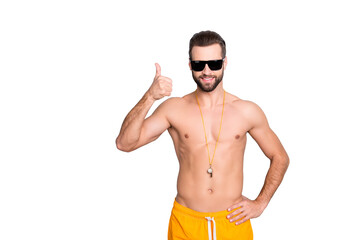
[{"left": 205, "top": 217, "right": 216, "bottom": 240}]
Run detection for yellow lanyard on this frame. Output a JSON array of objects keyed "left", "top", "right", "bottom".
[{"left": 195, "top": 90, "right": 226, "bottom": 177}]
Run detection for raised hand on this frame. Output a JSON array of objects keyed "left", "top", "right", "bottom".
[{"left": 147, "top": 63, "right": 173, "bottom": 100}]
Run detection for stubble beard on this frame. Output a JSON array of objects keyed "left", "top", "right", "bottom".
[{"left": 192, "top": 70, "right": 224, "bottom": 92}]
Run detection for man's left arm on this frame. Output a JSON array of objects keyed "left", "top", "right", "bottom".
[{"left": 227, "top": 102, "right": 290, "bottom": 225}]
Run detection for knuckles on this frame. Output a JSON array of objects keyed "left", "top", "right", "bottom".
[
  {"left": 157, "top": 76, "right": 172, "bottom": 83},
  {"left": 150, "top": 74, "right": 172, "bottom": 99},
  {"left": 234, "top": 209, "right": 242, "bottom": 215}
]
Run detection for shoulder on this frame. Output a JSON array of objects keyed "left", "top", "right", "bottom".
[
  {"left": 154, "top": 97, "right": 181, "bottom": 112},
  {"left": 158, "top": 96, "right": 187, "bottom": 108},
  {"left": 226, "top": 92, "right": 267, "bottom": 123},
  {"left": 152, "top": 96, "right": 192, "bottom": 127},
  {"left": 153, "top": 96, "right": 188, "bottom": 115},
  {"left": 226, "top": 92, "right": 260, "bottom": 111},
  {"left": 162, "top": 92, "right": 197, "bottom": 106}
]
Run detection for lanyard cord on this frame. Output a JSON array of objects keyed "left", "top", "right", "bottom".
[{"left": 195, "top": 90, "right": 226, "bottom": 167}]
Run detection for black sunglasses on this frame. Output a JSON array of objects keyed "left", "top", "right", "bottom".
[{"left": 190, "top": 59, "right": 224, "bottom": 72}]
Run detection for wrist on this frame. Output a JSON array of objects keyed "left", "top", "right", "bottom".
[
  {"left": 145, "top": 90, "right": 156, "bottom": 102},
  {"left": 255, "top": 197, "right": 269, "bottom": 211}
]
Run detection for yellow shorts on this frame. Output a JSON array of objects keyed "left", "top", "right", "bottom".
[{"left": 168, "top": 199, "right": 253, "bottom": 240}]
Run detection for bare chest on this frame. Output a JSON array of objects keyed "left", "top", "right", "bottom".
[{"left": 167, "top": 104, "right": 250, "bottom": 150}]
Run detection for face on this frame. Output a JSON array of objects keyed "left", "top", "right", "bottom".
[{"left": 190, "top": 44, "right": 227, "bottom": 92}]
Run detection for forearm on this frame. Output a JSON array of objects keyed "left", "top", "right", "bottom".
[
  {"left": 255, "top": 155, "right": 289, "bottom": 208},
  {"left": 116, "top": 91, "right": 155, "bottom": 151}
]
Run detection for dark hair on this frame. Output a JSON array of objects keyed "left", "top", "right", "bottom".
[{"left": 189, "top": 30, "right": 226, "bottom": 60}]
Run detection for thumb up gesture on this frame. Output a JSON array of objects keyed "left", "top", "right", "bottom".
[{"left": 147, "top": 63, "right": 173, "bottom": 100}]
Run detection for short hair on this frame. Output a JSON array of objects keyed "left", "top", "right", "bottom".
[{"left": 189, "top": 30, "right": 226, "bottom": 60}]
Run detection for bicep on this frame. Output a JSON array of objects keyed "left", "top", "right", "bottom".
[
  {"left": 247, "top": 103, "right": 286, "bottom": 160},
  {"left": 132, "top": 102, "right": 171, "bottom": 150}
]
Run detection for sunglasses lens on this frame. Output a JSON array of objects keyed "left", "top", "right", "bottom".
[
  {"left": 191, "top": 61, "right": 205, "bottom": 71},
  {"left": 208, "top": 60, "right": 223, "bottom": 71},
  {"left": 191, "top": 59, "right": 223, "bottom": 72}
]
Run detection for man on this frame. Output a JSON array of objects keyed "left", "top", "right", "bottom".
[{"left": 116, "top": 31, "right": 289, "bottom": 240}]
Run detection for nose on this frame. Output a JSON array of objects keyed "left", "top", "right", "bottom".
[{"left": 202, "top": 64, "right": 212, "bottom": 75}]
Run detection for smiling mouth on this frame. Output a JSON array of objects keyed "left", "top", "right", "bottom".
[{"left": 201, "top": 76, "right": 215, "bottom": 83}]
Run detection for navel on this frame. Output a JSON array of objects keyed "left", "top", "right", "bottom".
[{"left": 207, "top": 188, "right": 213, "bottom": 194}]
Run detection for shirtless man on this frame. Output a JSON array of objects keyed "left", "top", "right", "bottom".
[{"left": 116, "top": 31, "right": 289, "bottom": 240}]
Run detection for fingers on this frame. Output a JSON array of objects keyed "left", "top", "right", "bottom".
[
  {"left": 226, "top": 197, "right": 249, "bottom": 225},
  {"left": 157, "top": 77, "right": 172, "bottom": 96},
  {"left": 227, "top": 195, "right": 248, "bottom": 212},
  {"left": 227, "top": 207, "right": 243, "bottom": 220},
  {"left": 235, "top": 216, "right": 249, "bottom": 225},
  {"left": 227, "top": 201, "right": 243, "bottom": 212},
  {"left": 157, "top": 76, "right": 172, "bottom": 89},
  {"left": 155, "top": 63, "right": 161, "bottom": 78},
  {"left": 148, "top": 63, "right": 172, "bottom": 100},
  {"left": 227, "top": 207, "right": 249, "bottom": 225},
  {"left": 230, "top": 212, "right": 247, "bottom": 224},
  {"left": 227, "top": 197, "right": 265, "bottom": 226},
  {"left": 149, "top": 77, "right": 172, "bottom": 100}
]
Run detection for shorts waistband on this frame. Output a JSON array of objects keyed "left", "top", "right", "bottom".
[{"left": 172, "top": 198, "right": 230, "bottom": 220}]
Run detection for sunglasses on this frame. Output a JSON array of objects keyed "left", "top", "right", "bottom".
[{"left": 190, "top": 59, "right": 224, "bottom": 72}]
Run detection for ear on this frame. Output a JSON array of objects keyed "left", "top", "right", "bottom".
[
  {"left": 189, "top": 60, "right": 192, "bottom": 70},
  {"left": 223, "top": 56, "right": 228, "bottom": 70}
]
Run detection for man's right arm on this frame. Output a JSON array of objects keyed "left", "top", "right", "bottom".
[{"left": 116, "top": 63, "right": 172, "bottom": 152}]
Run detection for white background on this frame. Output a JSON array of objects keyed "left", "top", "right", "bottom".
[{"left": 1, "top": 0, "right": 359, "bottom": 239}]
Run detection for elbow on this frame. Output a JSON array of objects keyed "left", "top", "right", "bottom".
[
  {"left": 283, "top": 154, "right": 290, "bottom": 169},
  {"left": 284, "top": 151, "right": 290, "bottom": 166},
  {"left": 285, "top": 157, "right": 290, "bottom": 169},
  {"left": 116, "top": 143, "right": 132, "bottom": 152},
  {"left": 115, "top": 138, "right": 134, "bottom": 152},
  {"left": 272, "top": 153, "right": 290, "bottom": 169}
]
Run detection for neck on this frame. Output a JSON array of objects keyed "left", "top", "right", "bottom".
[{"left": 195, "top": 82, "right": 225, "bottom": 108}]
